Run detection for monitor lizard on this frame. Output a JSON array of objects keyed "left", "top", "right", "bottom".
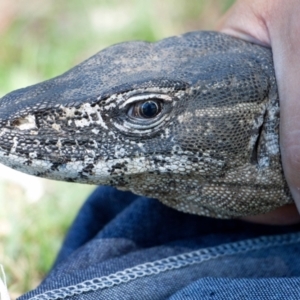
[{"left": 0, "top": 31, "right": 292, "bottom": 218}]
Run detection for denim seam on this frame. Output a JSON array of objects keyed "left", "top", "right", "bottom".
[{"left": 28, "top": 232, "right": 300, "bottom": 300}]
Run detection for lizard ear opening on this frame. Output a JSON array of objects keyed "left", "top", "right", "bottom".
[{"left": 250, "top": 110, "right": 267, "bottom": 166}]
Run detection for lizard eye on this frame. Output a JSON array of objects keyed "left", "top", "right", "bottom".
[
  {"left": 113, "top": 92, "right": 175, "bottom": 136},
  {"left": 128, "top": 99, "right": 162, "bottom": 119}
]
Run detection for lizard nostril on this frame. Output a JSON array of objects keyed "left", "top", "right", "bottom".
[{"left": 11, "top": 114, "right": 37, "bottom": 130}]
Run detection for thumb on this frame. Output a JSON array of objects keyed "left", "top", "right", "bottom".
[{"left": 218, "top": 0, "right": 300, "bottom": 223}]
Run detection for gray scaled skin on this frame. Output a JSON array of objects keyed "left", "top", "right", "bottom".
[{"left": 0, "top": 31, "right": 292, "bottom": 218}]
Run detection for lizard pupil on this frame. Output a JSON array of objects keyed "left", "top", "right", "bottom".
[{"left": 140, "top": 101, "right": 160, "bottom": 118}]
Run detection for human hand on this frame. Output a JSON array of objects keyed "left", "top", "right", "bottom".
[{"left": 218, "top": 0, "right": 300, "bottom": 225}]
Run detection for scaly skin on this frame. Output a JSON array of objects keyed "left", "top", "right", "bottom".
[{"left": 0, "top": 31, "right": 292, "bottom": 218}]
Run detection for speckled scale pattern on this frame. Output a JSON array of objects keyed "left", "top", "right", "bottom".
[{"left": 0, "top": 31, "right": 292, "bottom": 218}]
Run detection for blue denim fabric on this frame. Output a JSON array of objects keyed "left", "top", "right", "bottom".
[{"left": 19, "top": 186, "right": 300, "bottom": 299}]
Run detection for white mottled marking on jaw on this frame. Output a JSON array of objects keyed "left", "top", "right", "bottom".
[
  {"left": 61, "top": 103, "right": 108, "bottom": 129},
  {"left": 137, "top": 142, "right": 144, "bottom": 150},
  {"left": 61, "top": 106, "right": 76, "bottom": 118},
  {"left": 10, "top": 137, "right": 18, "bottom": 154},
  {"left": 80, "top": 103, "right": 108, "bottom": 129},
  {"left": 52, "top": 124, "right": 61, "bottom": 131},
  {"left": 85, "top": 149, "right": 96, "bottom": 159},
  {"left": 0, "top": 142, "right": 197, "bottom": 185},
  {"left": 0, "top": 129, "right": 9, "bottom": 137},
  {"left": 74, "top": 118, "right": 90, "bottom": 128},
  {"left": 56, "top": 138, "right": 62, "bottom": 149},
  {"left": 13, "top": 114, "right": 37, "bottom": 130},
  {"left": 114, "top": 145, "right": 126, "bottom": 158},
  {"left": 29, "top": 152, "right": 37, "bottom": 158},
  {"left": 97, "top": 113, "right": 108, "bottom": 129},
  {"left": 91, "top": 128, "right": 100, "bottom": 135}
]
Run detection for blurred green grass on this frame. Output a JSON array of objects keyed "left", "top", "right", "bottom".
[{"left": 0, "top": 0, "right": 235, "bottom": 298}]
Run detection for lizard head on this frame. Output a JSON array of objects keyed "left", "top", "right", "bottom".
[{"left": 0, "top": 31, "right": 292, "bottom": 217}]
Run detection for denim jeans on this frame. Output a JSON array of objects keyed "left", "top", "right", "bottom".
[{"left": 19, "top": 186, "right": 300, "bottom": 299}]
